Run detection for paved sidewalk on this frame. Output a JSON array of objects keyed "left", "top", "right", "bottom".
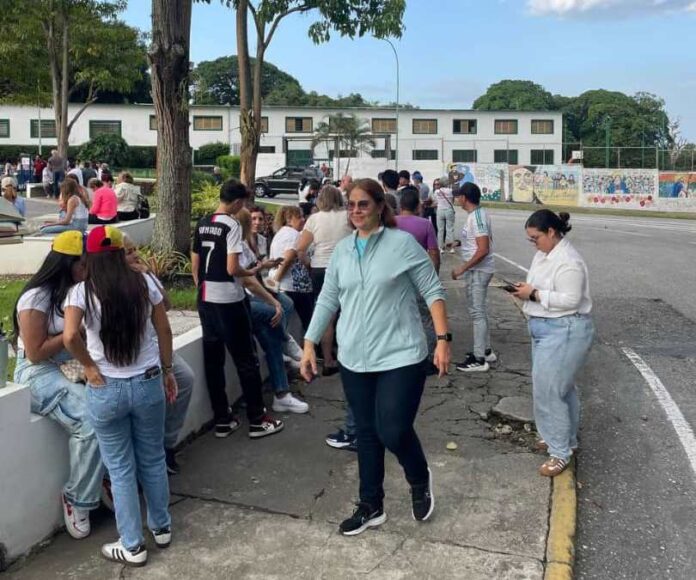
[{"left": 7, "top": 253, "right": 553, "bottom": 579}]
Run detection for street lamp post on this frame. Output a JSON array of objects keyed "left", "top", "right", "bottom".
[{"left": 384, "top": 39, "right": 399, "bottom": 170}]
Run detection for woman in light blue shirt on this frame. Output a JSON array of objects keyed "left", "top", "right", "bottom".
[{"left": 301, "top": 178, "right": 451, "bottom": 537}]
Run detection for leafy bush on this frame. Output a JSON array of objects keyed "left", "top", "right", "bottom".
[
  {"left": 196, "top": 142, "right": 229, "bottom": 165},
  {"left": 216, "top": 154, "right": 240, "bottom": 178},
  {"left": 136, "top": 246, "right": 191, "bottom": 280},
  {"left": 0, "top": 145, "right": 81, "bottom": 162},
  {"left": 191, "top": 170, "right": 216, "bottom": 192},
  {"left": 127, "top": 146, "right": 157, "bottom": 168},
  {"left": 79, "top": 134, "right": 130, "bottom": 167},
  {"left": 191, "top": 182, "right": 221, "bottom": 220}
]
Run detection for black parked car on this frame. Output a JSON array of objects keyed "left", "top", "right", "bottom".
[{"left": 253, "top": 166, "right": 325, "bottom": 198}]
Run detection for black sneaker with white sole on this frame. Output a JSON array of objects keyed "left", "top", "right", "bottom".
[
  {"left": 152, "top": 526, "right": 171, "bottom": 549},
  {"left": 101, "top": 539, "right": 147, "bottom": 566},
  {"left": 412, "top": 467, "right": 435, "bottom": 521},
  {"left": 165, "top": 449, "right": 180, "bottom": 475},
  {"left": 455, "top": 353, "right": 490, "bottom": 372},
  {"left": 248, "top": 415, "right": 284, "bottom": 439},
  {"left": 215, "top": 414, "right": 242, "bottom": 438},
  {"left": 339, "top": 502, "right": 387, "bottom": 536}
]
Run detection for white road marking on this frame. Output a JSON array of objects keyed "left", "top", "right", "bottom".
[
  {"left": 493, "top": 253, "right": 529, "bottom": 273},
  {"left": 622, "top": 347, "right": 696, "bottom": 478}
]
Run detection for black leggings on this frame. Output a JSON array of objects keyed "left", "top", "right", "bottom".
[
  {"left": 285, "top": 291, "right": 314, "bottom": 332},
  {"left": 88, "top": 214, "right": 118, "bottom": 225}
]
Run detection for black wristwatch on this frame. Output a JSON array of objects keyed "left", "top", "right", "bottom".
[
  {"left": 529, "top": 289, "right": 538, "bottom": 302},
  {"left": 437, "top": 333, "right": 452, "bottom": 342}
]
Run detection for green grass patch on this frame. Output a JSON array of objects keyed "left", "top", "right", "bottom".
[
  {"left": 166, "top": 285, "right": 197, "bottom": 311},
  {"left": 482, "top": 201, "right": 696, "bottom": 221},
  {"left": 1, "top": 278, "right": 26, "bottom": 383}
]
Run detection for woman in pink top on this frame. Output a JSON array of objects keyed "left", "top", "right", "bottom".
[{"left": 88, "top": 172, "right": 118, "bottom": 224}]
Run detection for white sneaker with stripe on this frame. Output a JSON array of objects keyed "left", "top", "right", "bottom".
[{"left": 101, "top": 539, "right": 148, "bottom": 567}]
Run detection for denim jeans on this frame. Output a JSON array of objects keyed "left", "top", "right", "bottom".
[
  {"left": 164, "top": 353, "right": 194, "bottom": 449},
  {"left": 249, "top": 295, "right": 290, "bottom": 394},
  {"left": 529, "top": 314, "right": 595, "bottom": 461},
  {"left": 39, "top": 218, "right": 88, "bottom": 235},
  {"left": 436, "top": 208, "right": 456, "bottom": 247},
  {"left": 86, "top": 371, "right": 170, "bottom": 550},
  {"left": 463, "top": 269, "right": 493, "bottom": 359},
  {"left": 14, "top": 350, "right": 105, "bottom": 510},
  {"left": 341, "top": 361, "right": 429, "bottom": 508}
]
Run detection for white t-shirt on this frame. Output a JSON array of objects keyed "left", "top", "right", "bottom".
[
  {"left": 65, "top": 275, "right": 163, "bottom": 378},
  {"left": 460, "top": 207, "right": 495, "bottom": 274},
  {"left": 16, "top": 287, "right": 64, "bottom": 350},
  {"left": 255, "top": 234, "right": 268, "bottom": 258},
  {"left": 303, "top": 210, "right": 352, "bottom": 268},
  {"left": 269, "top": 226, "right": 300, "bottom": 291},
  {"left": 431, "top": 187, "right": 454, "bottom": 211}
]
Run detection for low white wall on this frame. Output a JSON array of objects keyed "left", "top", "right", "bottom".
[{"left": 0, "top": 322, "right": 250, "bottom": 568}]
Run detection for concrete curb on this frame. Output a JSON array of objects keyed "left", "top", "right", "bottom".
[{"left": 544, "top": 460, "right": 577, "bottom": 580}]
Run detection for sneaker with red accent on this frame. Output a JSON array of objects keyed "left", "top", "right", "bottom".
[
  {"left": 62, "top": 494, "right": 91, "bottom": 539},
  {"left": 248, "top": 415, "right": 284, "bottom": 439}
]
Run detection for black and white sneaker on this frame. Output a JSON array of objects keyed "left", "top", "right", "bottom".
[
  {"left": 456, "top": 354, "right": 490, "bottom": 372},
  {"left": 165, "top": 449, "right": 180, "bottom": 475},
  {"left": 412, "top": 467, "right": 435, "bottom": 521},
  {"left": 101, "top": 539, "right": 147, "bottom": 567},
  {"left": 248, "top": 415, "right": 284, "bottom": 439},
  {"left": 215, "top": 414, "right": 242, "bottom": 438},
  {"left": 484, "top": 348, "right": 498, "bottom": 363},
  {"left": 152, "top": 526, "right": 172, "bottom": 549},
  {"left": 325, "top": 429, "right": 357, "bottom": 450},
  {"left": 339, "top": 502, "right": 387, "bottom": 536}
]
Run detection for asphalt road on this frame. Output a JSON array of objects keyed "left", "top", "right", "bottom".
[{"left": 489, "top": 209, "right": 696, "bottom": 579}]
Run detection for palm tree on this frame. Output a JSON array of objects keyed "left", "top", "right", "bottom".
[{"left": 311, "top": 113, "right": 375, "bottom": 176}]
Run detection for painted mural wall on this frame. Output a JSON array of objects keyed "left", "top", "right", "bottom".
[
  {"left": 657, "top": 172, "right": 696, "bottom": 211},
  {"left": 509, "top": 165, "right": 582, "bottom": 206},
  {"left": 581, "top": 169, "right": 659, "bottom": 209},
  {"left": 446, "top": 163, "right": 509, "bottom": 201}
]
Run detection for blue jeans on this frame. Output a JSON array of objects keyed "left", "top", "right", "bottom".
[
  {"left": 341, "top": 361, "right": 429, "bottom": 507},
  {"left": 14, "top": 351, "right": 105, "bottom": 509},
  {"left": 39, "top": 218, "right": 88, "bottom": 235},
  {"left": 529, "top": 315, "right": 595, "bottom": 461},
  {"left": 249, "top": 295, "right": 289, "bottom": 394},
  {"left": 87, "top": 371, "right": 170, "bottom": 550},
  {"left": 436, "top": 208, "right": 455, "bottom": 247},
  {"left": 463, "top": 270, "right": 493, "bottom": 359},
  {"left": 164, "top": 353, "right": 194, "bottom": 449}
]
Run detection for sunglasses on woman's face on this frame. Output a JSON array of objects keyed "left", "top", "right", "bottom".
[{"left": 347, "top": 200, "right": 372, "bottom": 211}]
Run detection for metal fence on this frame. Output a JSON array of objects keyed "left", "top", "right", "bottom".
[{"left": 562, "top": 143, "right": 695, "bottom": 171}]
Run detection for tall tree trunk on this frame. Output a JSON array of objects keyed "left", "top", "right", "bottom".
[
  {"left": 58, "top": 12, "right": 70, "bottom": 158},
  {"left": 148, "top": 0, "right": 193, "bottom": 254},
  {"left": 237, "top": 0, "right": 258, "bottom": 186}
]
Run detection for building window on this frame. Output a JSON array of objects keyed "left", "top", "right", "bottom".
[
  {"left": 370, "top": 150, "right": 396, "bottom": 160},
  {"left": 412, "top": 149, "right": 438, "bottom": 161},
  {"left": 371, "top": 118, "right": 397, "bottom": 134},
  {"left": 412, "top": 119, "right": 437, "bottom": 135},
  {"left": 452, "top": 149, "right": 477, "bottom": 163},
  {"left": 285, "top": 117, "right": 313, "bottom": 133},
  {"left": 0, "top": 119, "right": 9, "bottom": 138},
  {"left": 89, "top": 120, "right": 121, "bottom": 139},
  {"left": 453, "top": 119, "right": 477, "bottom": 134},
  {"left": 149, "top": 115, "right": 157, "bottom": 131},
  {"left": 241, "top": 116, "right": 269, "bottom": 133},
  {"left": 494, "top": 149, "right": 519, "bottom": 164},
  {"left": 530, "top": 149, "right": 555, "bottom": 165},
  {"left": 531, "top": 119, "right": 554, "bottom": 135},
  {"left": 193, "top": 116, "right": 223, "bottom": 131},
  {"left": 494, "top": 119, "right": 518, "bottom": 135},
  {"left": 259, "top": 145, "right": 276, "bottom": 154},
  {"left": 30, "top": 120, "right": 57, "bottom": 139}
]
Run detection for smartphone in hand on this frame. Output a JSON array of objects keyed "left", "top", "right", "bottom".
[{"left": 501, "top": 279, "right": 518, "bottom": 293}]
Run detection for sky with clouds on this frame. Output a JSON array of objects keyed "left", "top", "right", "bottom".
[{"left": 123, "top": 0, "right": 696, "bottom": 140}]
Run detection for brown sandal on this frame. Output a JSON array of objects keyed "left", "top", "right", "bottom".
[{"left": 539, "top": 457, "right": 569, "bottom": 477}]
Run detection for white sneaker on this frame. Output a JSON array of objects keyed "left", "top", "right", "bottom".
[
  {"left": 484, "top": 349, "right": 498, "bottom": 363},
  {"left": 272, "top": 393, "right": 309, "bottom": 414},
  {"left": 62, "top": 494, "right": 90, "bottom": 539},
  {"left": 152, "top": 526, "right": 172, "bottom": 549},
  {"left": 448, "top": 247, "right": 456, "bottom": 254},
  {"left": 282, "top": 354, "right": 301, "bottom": 370},
  {"left": 101, "top": 539, "right": 147, "bottom": 566},
  {"left": 283, "top": 336, "right": 303, "bottom": 361}
]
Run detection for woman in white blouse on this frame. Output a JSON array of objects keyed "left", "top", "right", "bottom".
[{"left": 511, "top": 210, "right": 594, "bottom": 478}]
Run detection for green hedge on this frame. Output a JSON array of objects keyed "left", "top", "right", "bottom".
[
  {"left": 216, "top": 155, "right": 240, "bottom": 178},
  {"left": 195, "top": 142, "right": 229, "bottom": 165},
  {"left": 0, "top": 145, "right": 82, "bottom": 161},
  {"left": 0, "top": 143, "right": 156, "bottom": 169}
]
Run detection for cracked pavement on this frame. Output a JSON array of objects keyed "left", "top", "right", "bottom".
[{"left": 6, "top": 254, "right": 550, "bottom": 580}]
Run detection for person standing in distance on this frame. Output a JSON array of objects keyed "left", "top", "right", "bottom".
[
  {"left": 451, "top": 182, "right": 497, "bottom": 371},
  {"left": 191, "top": 179, "right": 284, "bottom": 439},
  {"left": 300, "top": 178, "right": 451, "bottom": 537}
]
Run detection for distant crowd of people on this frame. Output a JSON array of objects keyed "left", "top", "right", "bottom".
[{"left": 11, "top": 164, "right": 594, "bottom": 566}]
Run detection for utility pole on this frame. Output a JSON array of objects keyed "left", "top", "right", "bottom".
[
  {"left": 384, "top": 39, "right": 399, "bottom": 170},
  {"left": 604, "top": 116, "right": 612, "bottom": 168}
]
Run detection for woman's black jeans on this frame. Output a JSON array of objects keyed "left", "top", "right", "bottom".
[{"left": 340, "top": 360, "right": 429, "bottom": 508}]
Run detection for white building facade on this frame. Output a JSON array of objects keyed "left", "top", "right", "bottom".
[{"left": 0, "top": 103, "right": 563, "bottom": 173}]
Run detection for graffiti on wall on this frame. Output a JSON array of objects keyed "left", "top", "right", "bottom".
[
  {"left": 447, "top": 163, "right": 509, "bottom": 202},
  {"left": 659, "top": 172, "right": 696, "bottom": 198},
  {"left": 509, "top": 165, "right": 582, "bottom": 206},
  {"left": 581, "top": 169, "right": 659, "bottom": 209}
]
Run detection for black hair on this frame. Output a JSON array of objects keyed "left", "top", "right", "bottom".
[
  {"left": 398, "top": 169, "right": 410, "bottom": 181},
  {"left": 399, "top": 186, "right": 421, "bottom": 213},
  {"left": 220, "top": 178, "right": 250, "bottom": 203},
  {"left": 381, "top": 169, "right": 399, "bottom": 190},
  {"left": 85, "top": 251, "right": 149, "bottom": 366},
  {"left": 525, "top": 209, "right": 572, "bottom": 236},
  {"left": 457, "top": 182, "right": 481, "bottom": 205},
  {"left": 12, "top": 252, "right": 82, "bottom": 343},
  {"left": 308, "top": 179, "right": 320, "bottom": 191},
  {"left": 101, "top": 171, "right": 113, "bottom": 184}
]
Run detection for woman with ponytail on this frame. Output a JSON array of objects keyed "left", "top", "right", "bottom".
[
  {"left": 300, "top": 178, "right": 451, "bottom": 536},
  {"left": 63, "top": 225, "right": 177, "bottom": 567},
  {"left": 511, "top": 210, "right": 594, "bottom": 478}
]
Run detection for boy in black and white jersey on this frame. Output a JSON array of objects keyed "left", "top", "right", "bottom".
[{"left": 192, "top": 179, "right": 284, "bottom": 439}]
